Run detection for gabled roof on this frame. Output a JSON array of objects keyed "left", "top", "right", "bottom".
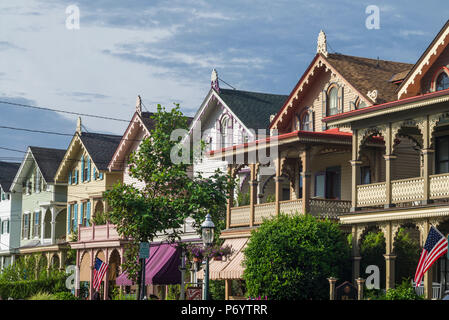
[
  {"left": 326, "top": 53, "right": 413, "bottom": 104},
  {"left": 217, "top": 89, "right": 288, "bottom": 130},
  {"left": 29, "top": 146, "right": 66, "bottom": 183},
  {"left": 78, "top": 132, "right": 122, "bottom": 171},
  {"left": 0, "top": 161, "right": 21, "bottom": 191},
  {"left": 270, "top": 52, "right": 411, "bottom": 130},
  {"left": 398, "top": 19, "right": 449, "bottom": 99}
]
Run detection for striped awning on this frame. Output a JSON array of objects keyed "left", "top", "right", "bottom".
[{"left": 197, "top": 237, "right": 248, "bottom": 280}]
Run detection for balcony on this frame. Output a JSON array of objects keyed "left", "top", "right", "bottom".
[
  {"left": 78, "top": 222, "right": 120, "bottom": 242},
  {"left": 229, "top": 199, "right": 351, "bottom": 228},
  {"left": 356, "top": 172, "right": 449, "bottom": 208}
]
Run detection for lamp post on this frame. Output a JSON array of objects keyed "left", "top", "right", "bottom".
[{"left": 201, "top": 214, "right": 215, "bottom": 300}]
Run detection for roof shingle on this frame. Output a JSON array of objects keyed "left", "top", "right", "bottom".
[
  {"left": 0, "top": 161, "right": 21, "bottom": 191},
  {"left": 79, "top": 132, "right": 123, "bottom": 171}
]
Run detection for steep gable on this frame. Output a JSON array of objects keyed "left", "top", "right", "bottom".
[{"left": 0, "top": 161, "right": 20, "bottom": 192}]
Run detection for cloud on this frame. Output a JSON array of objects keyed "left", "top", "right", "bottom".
[
  {"left": 399, "top": 30, "right": 428, "bottom": 37},
  {"left": 0, "top": 41, "right": 24, "bottom": 51}
]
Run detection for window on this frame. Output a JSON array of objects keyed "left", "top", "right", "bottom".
[
  {"left": 2, "top": 220, "right": 9, "bottom": 234},
  {"left": 220, "top": 116, "right": 229, "bottom": 149},
  {"left": 436, "top": 136, "right": 449, "bottom": 174},
  {"left": 327, "top": 87, "right": 339, "bottom": 116},
  {"left": 33, "top": 211, "right": 40, "bottom": 238},
  {"left": 436, "top": 72, "right": 449, "bottom": 91},
  {"left": 314, "top": 166, "right": 341, "bottom": 199},
  {"left": 301, "top": 110, "right": 312, "bottom": 131},
  {"left": 356, "top": 98, "right": 368, "bottom": 109},
  {"left": 22, "top": 214, "right": 30, "bottom": 239},
  {"left": 360, "top": 166, "right": 371, "bottom": 185}
]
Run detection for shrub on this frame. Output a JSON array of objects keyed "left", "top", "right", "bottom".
[
  {"left": 28, "top": 291, "right": 57, "bottom": 300},
  {"left": 243, "top": 214, "right": 350, "bottom": 300},
  {"left": 237, "top": 192, "right": 250, "bottom": 206},
  {"left": 385, "top": 279, "right": 423, "bottom": 300},
  {"left": 52, "top": 291, "right": 79, "bottom": 300},
  {"left": 0, "top": 275, "right": 68, "bottom": 300}
]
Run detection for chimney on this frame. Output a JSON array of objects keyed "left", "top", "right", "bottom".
[{"left": 211, "top": 69, "right": 220, "bottom": 92}]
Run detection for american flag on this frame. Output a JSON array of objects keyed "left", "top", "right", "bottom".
[
  {"left": 414, "top": 226, "right": 448, "bottom": 285},
  {"left": 93, "top": 257, "right": 109, "bottom": 291}
]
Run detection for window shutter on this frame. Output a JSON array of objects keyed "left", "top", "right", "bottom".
[
  {"left": 86, "top": 201, "right": 91, "bottom": 226},
  {"left": 7, "top": 220, "right": 9, "bottom": 233},
  {"left": 99, "top": 172, "right": 103, "bottom": 180},
  {"left": 87, "top": 157, "right": 91, "bottom": 182},
  {"left": 69, "top": 171, "right": 72, "bottom": 185},
  {"left": 75, "top": 170, "right": 78, "bottom": 184},
  {"left": 322, "top": 90, "right": 328, "bottom": 131},
  {"left": 81, "top": 157, "right": 84, "bottom": 182},
  {"left": 80, "top": 202, "right": 84, "bottom": 226},
  {"left": 67, "top": 204, "right": 72, "bottom": 233},
  {"left": 74, "top": 203, "right": 78, "bottom": 231},
  {"left": 338, "top": 86, "right": 344, "bottom": 113},
  {"left": 93, "top": 167, "right": 97, "bottom": 181},
  {"left": 0, "top": 220, "right": 3, "bottom": 235},
  {"left": 312, "top": 111, "right": 315, "bottom": 132}
]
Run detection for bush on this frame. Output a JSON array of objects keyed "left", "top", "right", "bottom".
[
  {"left": 28, "top": 291, "right": 57, "bottom": 300},
  {"left": 52, "top": 291, "right": 79, "bottom": 300},
  {"left": 385, "top": 279, "right": 423, "bottom": 300},
  {"left": 243, "top": 214, "right": 350, "bottom": 300},
  {"left": 0, "top": 276, "right": 68, "bottom": 300}
]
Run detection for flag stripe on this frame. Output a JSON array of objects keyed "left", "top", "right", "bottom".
[{"left": 92, "top": 257, "right": 109, "bottom": 291}]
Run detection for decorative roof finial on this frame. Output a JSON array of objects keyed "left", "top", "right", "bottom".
[
  {"left": 317, "top": 30, "right": 328, "bottom": 57},
  {"left": 76, "top": 116, "right": 82, "bottom": 134},
  {"left": 211, "top": 69, "right": 220, "bottom": 92},
  {"left": 136, "top": 95, "right": 142, "bottom": 115}
]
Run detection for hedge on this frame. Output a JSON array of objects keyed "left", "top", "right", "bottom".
[{"left": 0, "top": 276, "right": 67, "bottom": 300}]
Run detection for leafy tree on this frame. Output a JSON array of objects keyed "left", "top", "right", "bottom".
[
  {"left": 394, "top": 228, "right": 420, "bottom": 284},
  {"left": 360, "top": 230, "right": 385, "bottom": 288},
  {"left": 243, "top": 214, "right": 350, "bottom": 300},
  {"left": 104, "top": 105, "right": 234, "bottom": 282},
  {"left": 385, "top": 279, "right": 423, "bottom": 300}
]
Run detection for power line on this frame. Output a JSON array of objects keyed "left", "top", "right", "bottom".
[{"left": 0, "top": 100, "right": 131, "bottom": 123}]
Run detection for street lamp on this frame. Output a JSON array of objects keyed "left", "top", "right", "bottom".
[{"left": 201, "top": 214, "right": 215, "bottom": 300}]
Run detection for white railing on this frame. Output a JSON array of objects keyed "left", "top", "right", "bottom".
[
  {"left": 357, "top": 182, "right": 386, "bottom": 206},
  {"left": 279, "top": 199, "right": 303, "bottom": 216},
  {"left": 391, "top": 177, "right": 424, "bottom": 203},
  {"left": 430, "top": 173, "right": 449, "bottom": 199},
  {"left": 254, "top": 202, "right": 276, "bottom": 224},
  {"left": 310, "top": 199, "right": 351, "bottom": 219},
  {"left": 230, "top": 205, "right": 251, "bottom": 227}
]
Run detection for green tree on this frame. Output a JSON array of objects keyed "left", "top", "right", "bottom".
[
  {"left": 360, "top": 230, "right": 385, "bottom": 288},
  {"left": 243, "top": 214, "right": 350, "bottom": 300},
  {"left": 104, "top": 105, "right": 234, "bottom": 282},
  {"left": 394, "top": 228, "right": 420, "bottom": 284}
]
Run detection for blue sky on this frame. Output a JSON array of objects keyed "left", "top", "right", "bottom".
[{"left": 0, "top": 0, "right": 448, "bottom": 161}]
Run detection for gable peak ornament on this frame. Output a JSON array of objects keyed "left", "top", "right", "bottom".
[
  {"left": 76, "top": 116, "right": 82, "bottom": 134},
  {"left": 211, "top": 68, "right": 220, "bottom": 92},
  {"left": 136, "top": 95, "right": 142, "bottom": 115},
  {"left": 367, "top": 89, "right": 378, "bottom": 103},
  {"left": 317, "top": 30, "right": 328, "bottom": 57}
]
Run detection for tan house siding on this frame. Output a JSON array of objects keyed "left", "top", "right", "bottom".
[{"left": 421, "top": 45, "right": 449, "bottom": 93}]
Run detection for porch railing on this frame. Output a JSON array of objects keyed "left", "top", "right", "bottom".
[
  {"left": 310, "top": 199, "right": 352, "bottom": 219},
  {"left": 356, "top": 172, "right": 449, "bottom": 208},
  {"left": 78, "top": 222, "right": 120, "bottom": 242}
]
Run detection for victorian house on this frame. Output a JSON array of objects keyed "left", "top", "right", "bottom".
[
  {"left": 10, "top": 146, "right": 68, "bottom": 269},
  {"left": 324, "top": 19, "right": 449, "bottom": 300},
  {"left": 203, "top": 30, "right": 415, "bottom": 299},
  {"left": 54, "top": 117, "right": 122, "bottom": 299},
  {"left": 0, "top": 161, "right": 21, "bottom": 269}
]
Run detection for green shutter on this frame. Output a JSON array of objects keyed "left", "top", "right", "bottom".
[
  {"left": 86, "top": 201, "right": 91, "bottom": 226},
  {"left": 87, "top": 157, "right": 91, "bottom": 182},
  {"left": 80, "top": 202, "right": 84, "bottom": 227},
  {"left": 74, "top": 203, "right": 78, "bottom": 231},
  {"left": 7, "top": 220, "right": 9, "bottom": 233},
  {"left": 81, "top": 157, "right": 84, "bottom": 182}
]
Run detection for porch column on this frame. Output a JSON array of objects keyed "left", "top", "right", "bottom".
[
  {"left": 75, "top": 249, "right": 80, "bottom": 297},
  {"left": 40, "top": 208, "right": 45, "bottom": 244},
  {"left": 351, "top": 225, "right": 361, "bottom": 285},
  {"left": 423, "top": 220, "right": 433, "bottom": 299},
  {"left": 226, "top": 165, "right": 234, "bottom": 229},
  {"left": 301, "top": 150, "right": 311, "bottom": 215},
  {"left": 350, "top": 160, "right": 362, "bottom": 211},
  {"left": 50, "top": 207, "right": 56, "bottom": 244},
  {"left": 384, "top": 123, "right": 396, "bottom": 208},
  {"left": 249, "top": 163, "right": 257, "bottom": 227},
  {"left": 383, "top": 222, "right": 396, "bottom": 290},
  {"left": 225, "top": 279, "right": 231, "bottom": 300},
  {"left": 104, "top": 248, "right": 109, "bottom": 300},
  {"left": 275, "top": 157, "right": 281, "bottom": 216},
  {"left": 89, "top": 249, "right": 94, "bottom": 299},
  {"left": 422, "top": 116, "right": 434, "bottom": 204}
]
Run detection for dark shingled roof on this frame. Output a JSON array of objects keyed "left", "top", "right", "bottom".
[
  {"left": 79, "top": 132, "right": 123, "bottom": 171},
  {"left": 0, "top": 161, "right": 21, "bottom": 191},
  {"left": 326, "top": 53, "right": 413, "bottom": 104},
  {"left": 140, "top": 111, "right": 193, "bottom": 132},
  {"left": 218, "top": 88, "right": 288, "bottom": 130},
  {"left": 29, "top": 146, "right": 66, "bottom": 183}
]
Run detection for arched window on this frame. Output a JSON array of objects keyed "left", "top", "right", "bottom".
[
  {"left": 220, "top": 116, "right": 229, "bottom": 149},
  {"left": 301, "top": 110, "right": 312, "bottom": 131},
  {"left": 327, "top": 87, "right": 338, "bottom": 116},
  {"left": 436, "top": 72, "right": 449, "bottom": 91},
  {"left": 355, "top": 97, "right": 368, "bottom": 109}
]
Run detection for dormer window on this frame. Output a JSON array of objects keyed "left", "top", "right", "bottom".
[
  {"left": 436, "top": 72, "right": 449, "bottom": 91},
  {"left": 300, "top": 108, "right": 313, "bottom": 132}
]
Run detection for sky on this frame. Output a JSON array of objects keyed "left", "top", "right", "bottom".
[{"left": 0, "top": 0, "right": 448, "bottom": 162}]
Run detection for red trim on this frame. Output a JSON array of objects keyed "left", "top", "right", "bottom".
[
  {"left": 206, "top": 128, "right": 351, "bottom": 156},
  {"left": 323, "top": 87, "right": 449, "bottom": 123}
]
